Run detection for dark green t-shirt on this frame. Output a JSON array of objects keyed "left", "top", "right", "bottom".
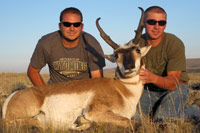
[
  {"left": 139, "top": 32, "right": 189, "bottom": 84},
  {"left": 30, "top": 31, "right": 105, "bottom": 83}
]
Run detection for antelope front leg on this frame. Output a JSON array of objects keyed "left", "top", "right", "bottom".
[
  {"left": 85, "top": 106, "right": 132, "bottom": 129},
  {"left": 95, "top": 110, "right": 131, "bottom": 127},
  {"left": 71, "top": 116, "right": 91, "bottom": 131}
]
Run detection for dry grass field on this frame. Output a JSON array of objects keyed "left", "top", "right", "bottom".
[{"left": 0, "top": 70, "right": 200, "bottom": 132}]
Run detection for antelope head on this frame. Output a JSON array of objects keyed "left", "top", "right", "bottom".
[{"left": 96, "top": 7, "right": 151, "bottom": 78}]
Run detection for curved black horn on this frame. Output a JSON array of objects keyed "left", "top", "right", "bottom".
[
  {"left": 96, "top": 17, "right": 119, "bottom": 50},
  {"left": 132, "top": 7, "right": 145, "bottom": 45}
]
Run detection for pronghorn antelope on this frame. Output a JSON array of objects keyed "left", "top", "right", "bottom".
[{"left": 2, "top": 7, "right": 151, "bottom": 130}]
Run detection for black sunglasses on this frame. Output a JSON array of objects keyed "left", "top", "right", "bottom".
[
  {"left": 146, "top": 19, "right": 166, "bottom": 26},
  {"left": 61, "top": 22, "right": 82, "bottom": 27}
]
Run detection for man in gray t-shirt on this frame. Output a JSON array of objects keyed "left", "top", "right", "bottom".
[{"left": 27, "top": 7, "right": 105, "bottom": 86}]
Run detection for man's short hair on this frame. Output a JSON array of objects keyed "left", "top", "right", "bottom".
[
  {"left": 60, "top": 7, "right": 83, "bottom": 22},
  {"left": 144, "top": 6, "right": 167, "bottom": 19}
]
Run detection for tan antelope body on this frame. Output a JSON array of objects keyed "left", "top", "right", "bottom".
[{"left": 2, "top": 7, "right": 151, "bottom": 130}]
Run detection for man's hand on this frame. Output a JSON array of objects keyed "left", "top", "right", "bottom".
[
  {"left": 140, "top": 68, "right": 155, "bottom": 84},
  {"left": 139, "top": 68, "right": 181, "bottom": 90}
]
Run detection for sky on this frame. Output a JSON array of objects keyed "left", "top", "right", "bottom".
[{"left": 0, "top": 0, "right": 200, "bottom": 73}]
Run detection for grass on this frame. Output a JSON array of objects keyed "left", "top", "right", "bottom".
[{"left": 0, "top": 72, "right": 200, "bottom": 132}]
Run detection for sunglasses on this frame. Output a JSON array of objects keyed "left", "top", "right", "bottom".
[
  {"left": 61, "top": 22, "right": 82, "bottom": 27},
  {"left": 146, "top": 19, "right": 166, "bottom": 26}
]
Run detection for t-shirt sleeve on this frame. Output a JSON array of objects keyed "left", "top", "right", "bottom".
[
  {"left": 84, "top": 33, "right": 106, "bottom": 71},
  {"left": 30, "top": 39, "right": 48, "bottom": 69},
  {"left": 167, "top": 36, "right": 186, "bottom": 72}
]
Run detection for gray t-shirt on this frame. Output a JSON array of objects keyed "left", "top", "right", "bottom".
[{"left": 30, "top": 31, "right": 105, "bottom": 83}]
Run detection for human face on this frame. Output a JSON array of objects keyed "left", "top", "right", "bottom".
[
  {"left": 144, "top": 12, "right": 166, "bottom": 41},
  {"left": 59, "top": 13, "right": 84, "bottom": 42}
]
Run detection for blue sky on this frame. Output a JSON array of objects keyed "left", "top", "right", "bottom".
[{"left": 0, "top": 0, "right": 200, "bottom": 73}]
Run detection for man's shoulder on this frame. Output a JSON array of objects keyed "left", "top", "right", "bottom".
[
  {"left": 139, "top": 34, "right": 146, "bottom": 46},
  {"left": 40, "top": 30, "right": 60, "bottom": 41},
  {"left": 82, "top": 31, "right": 101, "bottom": 46},
  {"left": 163, "top": 32, "right": 184, "bottom": 47},
  {"left": 82, "top": 32, "right": 97, "bottom": 41},
  {"left": 164, "top": 32, "right": 182, "bottom": 42},
  {"left": 37, "top": 30, "right": 61, "bottom": 48}
]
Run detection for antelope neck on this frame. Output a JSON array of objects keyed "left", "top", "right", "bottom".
[
  {"left": 117, "top": 78, "right": 140, "bottom": 85},
  {"left": 115, "top": 72, "right": 140, "bottom": 85}
]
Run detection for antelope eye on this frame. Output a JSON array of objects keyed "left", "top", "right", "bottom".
[
  {"left": 136, "top": 48, "right": 141, "bottom": 53},
  {"left": 114, "top": 54, "right": 118, "bottom": 59}
]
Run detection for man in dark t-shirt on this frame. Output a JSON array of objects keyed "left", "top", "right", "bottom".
[
  {"left": 27, "top": 7, "right": 105, "bottom": 86},
  {"left": 132, "top": 6, "right": 200, "bottom": 122}
]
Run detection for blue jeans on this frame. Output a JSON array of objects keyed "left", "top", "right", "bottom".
[{"left": 132, "top": 84, "right": 200, "bottom": 122}]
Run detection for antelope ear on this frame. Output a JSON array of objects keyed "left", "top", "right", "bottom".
[
  {"left": 104, "top": 54, "right": 116, "bottom": 63},
  {"left": 140, "top": 45, "right": 152, "bottom": 57}
]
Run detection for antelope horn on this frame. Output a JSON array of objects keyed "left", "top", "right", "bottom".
[
  {"left": 132, "top": 7, "right": 145, "bottom": 45},
  {"left": 96, "top": 17, "right": 119, "bottom": 50}
]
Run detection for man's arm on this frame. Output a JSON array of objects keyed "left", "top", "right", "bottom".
[
  {"left": 140, "top": 68, "right": 181, "bottom": 90},
  {"left": 27, "top": 63, "right": 46, "bottom": 86},
  {"left": 90, "top": 69, "right": 104, "bottom": 78}
]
